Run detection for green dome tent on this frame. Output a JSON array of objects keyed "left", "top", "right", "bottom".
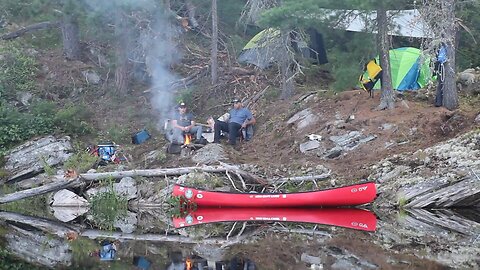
[
  {"left": 364, "top": 47, "right": 432, "bottom": 91},
  {"left": 238, "top": 28, "right": 328, "bottom": 69}
]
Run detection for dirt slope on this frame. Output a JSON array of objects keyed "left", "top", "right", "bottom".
[
  {"left": 36, "top": 49, "right": 479, "bottom": 184},
  {"left": 235, "top": 89, "right": 477, "bottom": 183}
]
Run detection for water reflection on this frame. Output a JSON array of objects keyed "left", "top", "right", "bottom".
[
  {"left": 173, "top": 207, "right": 377, "bottom": 232},
  {"left": 166, "top": 251, "right": 256, "bottom": 270},
  {"left": 0, "top": 207, "right": 479, "bottom": 269}
]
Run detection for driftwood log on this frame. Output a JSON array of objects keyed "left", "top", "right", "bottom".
[
  {"left": 0, "top": 176, "right": 78, "bottom": 204},
  {"left": 405, "top": 209, "right": 480, "bottom": 236},
  {"left": 0, "top": 211, "right": 79, "bottom": 237},
  {"left": 0, "top": 164, "right": 268, "bottom": 204},
  {"left": 403, "top": 171, "right": 480, "bottom": 208},
  {"left": 0, "top": 211, "right": 261, "bottom": 247}
]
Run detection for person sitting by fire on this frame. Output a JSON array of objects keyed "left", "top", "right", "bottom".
[
  {"left": 213, "top": 98, "right": 256, "bottom": 146},
  {"left": 171, "top": 102, "right": 203, "bottom": 145}
]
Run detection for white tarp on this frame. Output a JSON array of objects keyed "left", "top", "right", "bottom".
[{"left": 324, "top": 9, "right": 433, "bottom": 38}]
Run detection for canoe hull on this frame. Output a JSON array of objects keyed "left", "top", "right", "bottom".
[{"left": 172, "top": 182, "right": 376, "bottom": 207}]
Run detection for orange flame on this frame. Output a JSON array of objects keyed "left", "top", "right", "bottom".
[
  {"left": 184, "top": 134, "right": 192, "bottom": 145},
  {"left": 185, "top": 258, "right": 193, "bottom": 270}
]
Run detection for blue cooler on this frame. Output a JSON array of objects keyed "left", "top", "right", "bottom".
[
  {"left": 133, "top": 256, "right": 151, "bottom": 270},
  {"left": 132, "top": 129, "right": 151, "bottom": 144}
]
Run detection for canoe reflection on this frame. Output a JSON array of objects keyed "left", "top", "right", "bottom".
[{"left": 173, "top": 208, "right": 377, "bottom": 231}]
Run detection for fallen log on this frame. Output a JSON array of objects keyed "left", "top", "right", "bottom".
[
  {"left": 1, "top": 21, "right": 60, "bottom": 40},
  {"left": 80, "top": 230, "right": 224, "bottom": 244},
  {"left": 144, "top": 66, "right": 209, "bottom": 93},
  {"left": 5, "top": 225, "right": 73, "bottom": 268},
  {"left": 80, "top": 165, "right": 234, "bottom": 180},
  {"left": 0, "top": 211, "right": 257, "bottom": 246},
  {"left": 0, "top": 211, "right": 79, "bottom": 237},
  {"left": 403, "top": 171, "right": 480, "bottom": 208},
  {"left": 268, "top": 227, "right": 332, "bottom": 237},
  {"left": 0, "top": 177, "right": 79, "bottom": 204},
  {"left": 405, "top": 209, "right": 480, "bottom": 236},
  {"left": 0, "top": 164, "right": 269, "bottom": 204}
]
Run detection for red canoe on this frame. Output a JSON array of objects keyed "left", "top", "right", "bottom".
[
  {"left": 172, "top": 182, "right": 376, "bottom": 207},
  {"left": 173, "top": 207, "right": 377, "bottom": 231}
]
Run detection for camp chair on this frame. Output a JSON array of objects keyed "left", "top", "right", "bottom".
[
  {"left": 240, "top": 125, "right": 254, "bottom": 142},
  {"left": 359, "top": 59, "right": 382, "bottom": 98}
]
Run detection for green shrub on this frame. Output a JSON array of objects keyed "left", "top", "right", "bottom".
[
  {"left": 0, "top": 103, "right": 55, "bottom": 154},
  {"left": 0, "top": 42, "right": 38, "bottom": 100},
  {"left": 0, "top": 101, "right": 94, "bottom": 154},
  {"left": 88, "top": 179, "right": 128, "bottom": 231},
  {"left": 102, "top": 125, "right": 130, "bottom": 144},
  {"left": 63, "top": 151, "right": 98, "bottom": 173},
  {"left": 54, "top": 104, "right": 94, "bottom": 135},
  {"left": 264, "top": 87, "right": 281, "bottom": 101},
  {"left": 176, "top": 87, "right": 195, "bottom": 106},
  {"left": 30, "top": 100, "right": 57, "bottom": 116}
]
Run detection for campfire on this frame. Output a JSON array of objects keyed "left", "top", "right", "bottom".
[
  {"left": 185, "top": 258, "right": 193, "bottom": 270},
  {"left": 184, "top": 134, "right": 192, "bottom": 145}
]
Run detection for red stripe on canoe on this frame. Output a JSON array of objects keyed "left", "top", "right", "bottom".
[
  {"left": 173, "top": 207, "right": 377, "bottom": 231},
  {"left": 172, "top": 182, "right": 376, "bottom": 207}
]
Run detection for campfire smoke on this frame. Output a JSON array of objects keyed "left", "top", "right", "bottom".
[{"left": 82, "top": 0, "right": 183, "bottom": 129}]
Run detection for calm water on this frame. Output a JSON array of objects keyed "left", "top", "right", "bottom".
[{"left": 1, "top": 206, "right": 479, "bottom": 270}]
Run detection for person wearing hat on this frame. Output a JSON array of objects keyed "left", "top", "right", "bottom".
[
  {"left": 213, "top": 98, "right": 256, "bottom": 145},
  {"left": 171, "top": 102, "right": 202, "bottom": 144}
]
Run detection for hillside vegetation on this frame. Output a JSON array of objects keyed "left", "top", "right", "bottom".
[{"left": 0, "top": 0, "right": 479, "bottom": 180}]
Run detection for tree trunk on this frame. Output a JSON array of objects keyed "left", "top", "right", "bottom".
[
  {"left": 280, "top": 32, "right": 295, "bottom": 99},
  {"left": 186, "top": 0, "right": 199, "bottom": 28},
  {"left": 114, "top": 9, "right": 130, "bottom": 94},
  {"left": 376, "top": 7, "right": 395, "bottom": 110},
  {"left": 61, "top": 14, "right": 81, "bottom": 60},
  {"left": 442, "top": 0, "right": 458, "bottom": 110},
  {"left": 211, "top": 0, "right": 218, "bottom": 84},
  {"left": 280, "top": 62, "right": 295, "bottom": 99}
]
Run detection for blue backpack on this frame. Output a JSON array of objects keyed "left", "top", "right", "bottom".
[
  {"left": 97, "top": 144, "right": 116, "bottom": 162},
  {"left": 99, "top": 241, "right": 117, "bottom": 261}
]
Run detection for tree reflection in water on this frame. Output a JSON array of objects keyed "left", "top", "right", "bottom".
[{"left": 0, "top": 208, "right": 479, "bottom": 269}]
